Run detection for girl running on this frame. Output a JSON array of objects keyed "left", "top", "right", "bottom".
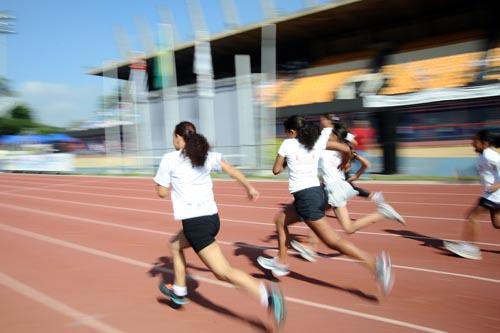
[
  {"left": 291, "top": 123, "right": 405, "bottom": 262},
  {"left": 154, "top": 121, "right": 285, "bottom": 328},
  {"left": 257, "top": 116, "right": 394, "bottom": 295},
  {"left": 444, "top": 129, "right": 499, "bottom": 260}
]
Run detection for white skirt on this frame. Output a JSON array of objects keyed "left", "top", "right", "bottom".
[{"left": 324, "top": 179, "right": 359, "bottom": 208}]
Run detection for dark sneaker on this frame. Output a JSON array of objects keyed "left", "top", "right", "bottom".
[
  {"left": 267, "top": 282, "right": 286, "bottom": 330},
  {"left": 159, "top": 283, "right": 189, "bottom": 305},
  {"left": 443, "top": 241, "right": 482, "bottom": 260}
]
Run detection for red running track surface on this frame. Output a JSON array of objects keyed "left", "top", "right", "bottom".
[{"left": 0, "top": 173, "right": 499, "bottom": 333}]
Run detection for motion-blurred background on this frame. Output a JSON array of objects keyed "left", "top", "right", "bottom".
[{"left": 1, "top": 0, "right": 498, "bottom": 177}]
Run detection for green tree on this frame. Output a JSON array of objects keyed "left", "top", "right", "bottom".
[{"left": 9, "top": 104, "right": 33, "bottom": 121}]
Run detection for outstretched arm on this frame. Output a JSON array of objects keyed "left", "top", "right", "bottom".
[
  {"left": 220, "top": 160, "right": 259, "bottom": 201},
  {"left": 347, "top": 152, "right": 371, "bottom": 182}
]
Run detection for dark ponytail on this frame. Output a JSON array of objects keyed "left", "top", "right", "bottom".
[
  {"left": 476, "top": 129, "right": 499, "bottom": 148},
  {"left": 174, "top": 121, "right": 209, "bottom": 167},
  {"left": 333, "top": 123, "right": 348, "bottom": 142},
  {"left": 283, "top": 115, "right": 320, "bottom": 151}
]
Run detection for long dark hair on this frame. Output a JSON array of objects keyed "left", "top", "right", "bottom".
[
  {"left": 333, "top": 122, "right": 348, "bottom": 142},
  {"left": 283, "top": 115, "right": 320, "bottom": 151},
  {"left": 476, "top": 129, "right": 499, "bottom": 148},
  {"left": 174, "top": 121, "right": 209, "bottom": 167}
]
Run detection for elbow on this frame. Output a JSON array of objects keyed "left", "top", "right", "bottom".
[{"left": 272, "top": 167, "right": 282, "bottom": 175}]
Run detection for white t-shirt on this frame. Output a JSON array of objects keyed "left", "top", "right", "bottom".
[
  {"left": 278, "top": 135, "right": 328, "bottom": 193},
  {"left": 154, "top": 150, "right": 222, "bottom": 220},
  {"left": 477, "top": 147, "right": 500, "bottom": 203},
  {"left": 319, "top": 149, "right": 346, "bottom": 184}
]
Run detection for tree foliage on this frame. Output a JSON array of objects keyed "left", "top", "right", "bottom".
[{"left": 9, "top": 104, "right": 33, "bottom": 121}]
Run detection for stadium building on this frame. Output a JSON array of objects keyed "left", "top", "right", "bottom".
[{"left": 89, "top": 0, "right": 499, "bottom": 176}]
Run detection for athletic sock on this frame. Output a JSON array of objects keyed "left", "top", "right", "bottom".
[{"left": 173, "top": 284, "right": 187, "bottom": 297}]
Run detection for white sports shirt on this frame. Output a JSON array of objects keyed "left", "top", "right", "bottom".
[
  {"left": 278, "top": 128, "right": 329, "bottom": 193},
  {"left": 154, "top": 150, "right": 222, "bottom": 220},
  {"left": 477, "top": 147, "right": 500, "bottom": 203}
]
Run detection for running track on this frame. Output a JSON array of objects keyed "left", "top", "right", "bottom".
[{"left": 0, "top": 173, "right": 499, "bottom": 333}]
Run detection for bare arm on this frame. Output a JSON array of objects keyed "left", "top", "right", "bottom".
[
  {"left": 347, "top": 152, "right": 371, "bottom": 182},
  {"left": 272, "top": 154, "right": 286, "bottom": 175},
  {"left": 326, "top": 141, "right": 351, "bottom": 153},
  {"left": 220, "top": 160, "right": 259, "bottom": 201},
  {"left": 155, "top": 184, "right": 169, "bottom": 198}
]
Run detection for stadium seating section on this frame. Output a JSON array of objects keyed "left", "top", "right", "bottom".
[{"left": 270, "top": 46, "right": 500, "bottom": 108}]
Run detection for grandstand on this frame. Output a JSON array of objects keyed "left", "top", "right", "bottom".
[{"left": 89, "top": 0, "right": 499, "bottom": 175}]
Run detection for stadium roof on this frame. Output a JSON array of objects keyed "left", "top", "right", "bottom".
[{"left": 88, "top": 0, "right": 496, "bottom": 86}]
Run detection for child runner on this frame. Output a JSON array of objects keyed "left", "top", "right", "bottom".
[
  {"left": 291, "top": 124, "right": 405, "bottom": 262},
  {"left": 257, "top": 116, "right": 394, "bottom": 295},
  {"left": 154, "top": 121, "right": 286, "bottom": 328},
  {"left": 444, "top": 129, "right": 499, "bottom": 260},
  {"left": 320, "top": 114, "right": 386, "bottom": 205}
]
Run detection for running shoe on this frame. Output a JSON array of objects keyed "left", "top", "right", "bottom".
[
  {"left": 371, "top": 192, "right": 385, "bottom": 206},
  {"left": 257, "top": 256, "right": 290, "bottom": 277},
  {"left": 376, "top": 251, "right": 394, "bottom": 296},
  {"left": 267, "top": 282, "right": 286, "bottom": 330},
  {"left": 378, "top": 202, "right": 406, "bottom": 225},
  {"left": 290, "top": 240, "right": 318, "bottom": 262},
  {"left": 443, "top": 241, "right": 482, "bottom": 260},
  {"left": 159, "top": 283, "right": 189, "bottom": 305}
]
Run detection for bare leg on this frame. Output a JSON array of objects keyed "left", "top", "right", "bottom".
[
  {"left": 305, "top": 218, "right": 376, "bottom": 274},
  {"left": 198, "top": 242, "right": 262, "bottom": 301},
  {"left": 276, "top": 204, "right": 301, "bottom": 265},
  {"left": 490, "top": 209, "right": 500, "bottom": 229},
  {"left": 334, "top": 206, "right": 383, "bottom": 234},
  {"left": 463, "top": 206, "right": 488, "bottom": 243},
  {"left": 169, "top": 231, "right": 191, "bottom": 287}
]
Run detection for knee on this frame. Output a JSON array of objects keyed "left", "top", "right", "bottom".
[
  {"left": 343, "top": 225, "right": 356, "bottom": 234},
  {"left": 169, "top": 240, "right": 180, "bottom": 253},
  {"left": 274, "top": 213, "right": 285, "bottom": 227}
]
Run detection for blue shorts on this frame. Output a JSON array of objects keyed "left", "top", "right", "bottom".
[
  {"left": 182, "top": 214, "right": 220, "bottom": 253},
  {"left": 292, "top": 186, "right": 327, "bottom": 221}
]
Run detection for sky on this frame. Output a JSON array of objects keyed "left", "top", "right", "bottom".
[{"left": 1, "top": 0, "right": 330, "bottom": 128}]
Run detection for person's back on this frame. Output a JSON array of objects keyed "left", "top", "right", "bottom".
[{"left": 156, "top": 150, "right": 221, "bottom": 220}]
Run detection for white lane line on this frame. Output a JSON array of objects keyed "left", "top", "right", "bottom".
[
  {"left": 326, "top": 257, "right": 500, "bottom": 284},
  {"left": 0, "top": 185, "right": 491, "bottom": 224},
  {"left": 0, "top": 177, "right": 479, "bottom": 200},
  {"left": 1, "top": 202, "right": 499, "bottom": 282},
  {"left": 0, "top": 224, "right": 446, "bottom": 333},
  {"left": 0, "top": 178, "right": 108, "bottom": 194},
  {"left": 0, "top": 272, "right": 123, "bottom": 333},
  {"left": 0, "top": 192, "right": 498, "bottom": 248}
]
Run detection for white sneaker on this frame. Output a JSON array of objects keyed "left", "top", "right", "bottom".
[
  {"left": 371, "top": 192, "right": 385, "bottom": 206},
  {"left": 376, "top": 251, "right": 394, "bottom": 296},
  {"left": 290, "top": 240, "right": 318, "bottom": 262},
  {"left": 378, "top": 203, "right": 406, "bottom": 225},
  {"left": 443, "top": 241, "right": 482, "bottom": 260},
  {"left": 257, "top": 256, "right": 290, "bottom": 277}
]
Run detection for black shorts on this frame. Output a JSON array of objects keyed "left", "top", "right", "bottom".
[
  {"left": 479, "top": 197, "right": 500, "bottom": 210},
  {"left": 292, "top": 186, "right": 327, "bottom": 221},
  {"left": 182, "top": 214, "right": 220, "bottom": 253}
]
